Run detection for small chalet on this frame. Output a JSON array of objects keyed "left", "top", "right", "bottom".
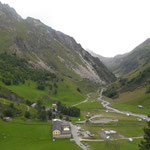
[
  {"left": 52, "top": 119, "right": 71, "bottom": 138},
  {"left": 3, "top": 117, "right": 12, "bottom": 122},
  {"left": 52, "top": 104, "right": 57, "bottom": 109},
  {"left": 52, "top": 104, "right": 57, "bottom": 112}
]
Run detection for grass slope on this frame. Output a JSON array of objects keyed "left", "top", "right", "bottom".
[
  {"left": 0, "top": 77, "right": 90, "bottom": 106},
  {"left": 107, "top": 88, "right": 150, "bottom": 115},
  {"left": 77, "top": 92, "right": 104, "bottom": 110},
  {"left": 0, "top": 98, "right": 36, "bottom": 114},
  {"left": 0, "top": 119, "right": 81, "bottom": 150}
]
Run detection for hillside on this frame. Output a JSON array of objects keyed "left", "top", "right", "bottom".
[
  {"left": 0, "top": 2, "right": 116, "bottom": 85},
  {"left": 0, "top": 2, "right": 117, "bottom": 110},
  {"left": 0, "top": 2, "right": 149, "bottom": 150},
  {"left": 100, "top": 40, "right": 150, "bottom": 114},
  {"left": 88, "top": 39, "right": 150, "bottom": 77},
  {"left": 103, "top": 62, "right": 150, "bottom": 97}
]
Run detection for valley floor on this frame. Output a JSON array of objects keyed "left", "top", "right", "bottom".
[
  {"left": 71, "top": 88, "right": 149, "bottom": 150},
  {"left": 0, "top": 119, "right": 81, "bottom": 150},
  {"left": 1, "top": 87, "right": 149, "bottom": 150}
]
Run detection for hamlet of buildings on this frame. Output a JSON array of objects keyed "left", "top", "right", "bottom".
[{"left": 52, "top": 119, "right": 71, "bottom": 138}]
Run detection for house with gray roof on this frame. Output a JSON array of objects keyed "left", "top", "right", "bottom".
[{"left": 52, "top": 119, "right": 71, "bottom": 138}]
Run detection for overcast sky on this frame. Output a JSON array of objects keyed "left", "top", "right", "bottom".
[{"left": 1, "top": 0, "right": 150, "bottom": 57}]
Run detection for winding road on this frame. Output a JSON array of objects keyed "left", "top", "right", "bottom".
[
  {"left": 72, "top": 93, "right": 91, "bottom": 107},
  {"left": 71, "top": 88, "right": 150, "bottom": 150},
  {"left": 80, "top": 136, "right": 143, "bottom": 142},
  {"left": 98, "top": 89, "right": 150, "bottom": 122}
]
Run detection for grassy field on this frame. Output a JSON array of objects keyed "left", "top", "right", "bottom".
[
  {"left": 50, "top": 78, "right": 86, "bottom": 106},
  {"left": 70, "top": 90, "right": 146, "bottom": 150},
  {"left": 0, "top": 80, "right": 50, "bottom": 102},
  {"left": 106, "top": 88, "right": 150, "bottom": 115},
  {"left": 70, "top": 92, "right": 105, "bottom": 123},
  {"left": 77, "top": 92, "right": 104, "bottom": 111},
  {"left": 0, "top": 98, "right": 36, "bottom": 115},
  {"left": 0, "top": 78, "right": 86, "bottom": 106},
  {"left": 74, "top": 91, "right": 146, "bottom": 139},
  {"left": 0, "top": 119, "right": 81, "bottom": 150},
  {"left": 80, "top": 114, "right": 146, "bottom": 139},
  {"left": 87, "top": 139, "right": 141, "bottom": 150}
]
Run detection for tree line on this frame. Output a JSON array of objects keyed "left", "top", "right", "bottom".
[
  {"left": 56, "top": 101, "right": 80, "bottom": 117},
  {"left": 0, "top": 53, "right": 56, "bottom": 90}
]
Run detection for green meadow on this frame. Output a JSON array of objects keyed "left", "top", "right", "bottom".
[
  {"left": 0, "top": 98, "right": 36, "bottom": 114},
  {"left": 107, "top": 88, "right": 150, "bottom": 115},
  {"left": 74, "top": 92, "right": 146, "bottom": 150},
  {"left": 80, "top": 116, "right": 146, "bottom": 139},
  {"left": 87, "top": 139, "right": 141, "bottom": 150},
  {"left": 0, "top": 78, "right": 87, "bottom": 106},
  {"left": 0, "top": 119, "right": 81, "bottom": 150},
  {"left": 77, "top": 92, "right": 104, "bottom": 111}
]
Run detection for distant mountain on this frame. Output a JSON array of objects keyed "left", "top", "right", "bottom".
[
  {"left": 88, "top": 39, "right": 150, "bottom": 77},
  {"left": 0, "top": 2, "right": 116, "bottom": 84}
]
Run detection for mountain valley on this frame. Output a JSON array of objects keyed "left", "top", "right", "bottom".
[{"left": 0, "top": 2, "right": 150, "bottom": 150}]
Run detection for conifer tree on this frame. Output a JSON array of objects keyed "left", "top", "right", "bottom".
[{"left": 139, "top": 121, "right": 150, "bottom": 150}]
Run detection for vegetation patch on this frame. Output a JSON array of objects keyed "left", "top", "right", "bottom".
[
  {"left": 87, "top": 139, "right": 141, "bottom": 150},
  {"left": 0, "top": 119, "right": 81, "bottom": 150}
]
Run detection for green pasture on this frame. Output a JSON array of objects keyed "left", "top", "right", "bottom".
[
  {"left": 0, "top": 78, "right": 86, "bottom": 106},
  {"left": 109, "top": 88, "right": 150, "bottom": 115},
  {"left": 87, "top": 139, "right": 141, "bottom": 150},
  {"left": 0, "top": 119, "right": 81, "bottom": 150},
  {"left": 81, "top": 119, "right": 146, "bottom": 139}
]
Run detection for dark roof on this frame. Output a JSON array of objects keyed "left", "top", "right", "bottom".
[
  {"left": 52, "top": 120, "right": 71, "bottom": 135},
  {"left": 61, "top": 122, "right": 70, "bottom": 126},
  {"left": 52, "top": 121, "right": 61, "bottom": 131}
]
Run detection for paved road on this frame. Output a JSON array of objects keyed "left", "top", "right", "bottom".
[
  {"left": 98, "top": 89, "right": 150, "bottom": 122},
  {"left": 71, "top": 88, "right": 149, "bottom": 149},
  {"left": 81, "top": 136, "right": 143, "bottom": 142},
  {"left": 72, "top": 93, "right": 91, "bottom": 107},
  {"left": 70, "top": 123, "right": 88, "bottom": 150}
]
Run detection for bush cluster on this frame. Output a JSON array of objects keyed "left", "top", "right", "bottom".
[{"left": 0, "top": 53, "right": 56, "bottom": 90}]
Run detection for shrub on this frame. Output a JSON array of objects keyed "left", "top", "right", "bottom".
[
  {"left": 77, "top": 88, "right": 81, "bottom": 93},
  {"left": 25, "top": 100, "right": 32, "bottom": 106},
  {"left": 103, "top": 84, "right": 119, "bottom": 99},
  {"left": 24, "top": 111, "right": 31, "bottom": 119},
  {"left": 10, "top": 103, "right": 14, "bottom": 109},
  {"left": 54, "top": 83, "right": 58, "bottom": 88},
  {"left": 2, "top": 79, "right": 11, "bottom": 85},
  {"left": 3, "top": 108, "right": 14, "bottom": 117},
  {"left": 38, "top": 110, "right": 47, "bottom": 121},
  {"left": 146, "top": 85, "right": 150, "bottom": 94},
  {"left": 139, "top": 121, "right": 150, "bottom": 150},
  {"left": 37, "top": 85, "right": 45, "bottom": 90}
]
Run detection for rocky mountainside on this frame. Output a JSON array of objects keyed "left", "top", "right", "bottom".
[
  {"left": 88, "top": 39, "right": 150, "bottom": 77},
  {"left": 0, "top": 2, "right": 116, "bottom": 84}
]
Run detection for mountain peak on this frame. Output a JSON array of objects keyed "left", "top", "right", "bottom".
[
  {"left": 26, "top": 17, "right": 44, "bottom": 26},
  {"left": 0, "top": 2, "right": 21, "bottom": 22},
  {"left": 0, "top": 2, "right": 116, "bottom": 84}
]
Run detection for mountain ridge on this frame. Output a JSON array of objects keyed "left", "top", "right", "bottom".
[
  {"left": 88, "top": 39, "right": 150, "bottom": 77},
  {"left": 0, "top": 2, "right": 116, "bottom": 84}
]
